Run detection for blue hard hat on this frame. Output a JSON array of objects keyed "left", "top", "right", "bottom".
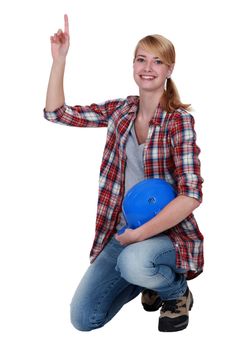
[{"left": 122, "top": 178, "right": 176, "bottom": 230}]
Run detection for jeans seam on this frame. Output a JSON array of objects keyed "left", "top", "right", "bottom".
[
  {"left": 90, "top": 275, "right": 123, "bottom": 326},
  {"left": 151, "top": 248, "right": 177, "bottom": 288},
  {"left": 152, "top": 248, "right": 176, "bottom": 266},
  {"left": 155, "top": 268, "right": 174, "bottom": 288}
]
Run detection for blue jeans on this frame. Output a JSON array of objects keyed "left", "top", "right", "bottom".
[{"left": 70, "top": 234, "right": 187, "bottom": 331}]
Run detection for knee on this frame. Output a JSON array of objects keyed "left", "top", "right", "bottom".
[
  {"left": 116, "top": 244, "right": 171, "bottom": 289},
  {"left": 70, "top": 301, "right": 105, "bottom": 332},
  {"left": 70, "top": 303, "right": 91, "bottom": 332},
  {"left": 116, "top": 245, "right": 146, "bottom": 285},
  {"left": 70, "top": 301, "right": 98, "bottom": 332}
]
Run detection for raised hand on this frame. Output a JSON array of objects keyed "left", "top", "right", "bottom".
[{"left": 50, "top": 14, "right": 70, "bottom": 61}]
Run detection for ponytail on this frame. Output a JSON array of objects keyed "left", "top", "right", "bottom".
[{"left": 160, "top": 78, "right": 191, "bottom": 112}]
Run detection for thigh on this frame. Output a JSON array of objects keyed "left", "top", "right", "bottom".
[
  {"left": 117, "top": 234, "right": 177, "bottom": 272},
  {"left": 71, "top": 237, "right": 124, "bottom": 305},
  {"left": 70, "top": 237, "right": 142, "bottom": 331},
  {"left": 116, "top": 234, "right": 187, "bottom": 293}
]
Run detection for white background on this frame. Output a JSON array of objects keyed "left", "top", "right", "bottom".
[{"left": 0, "top": 0, "right": 232, "bottom": 348}]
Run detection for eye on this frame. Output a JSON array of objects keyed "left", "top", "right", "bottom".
[
  {"left": 154, "top": 59, "right": 163, "bottom": 65},
  {"left": 136, "top": 57, "right": 145, "bottom": 63}
]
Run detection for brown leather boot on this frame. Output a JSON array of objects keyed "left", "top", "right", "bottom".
[
  {"left": 158, "top": 288, "right": 194, "bottom": 332},
  {"left": 141, "top": 289, "right": 162, "bottom": 312}
]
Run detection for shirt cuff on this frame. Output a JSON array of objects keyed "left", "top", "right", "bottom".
[
  {"left": 177, "top": 174, "right": 203, "bottom": 203},
  {"left": 43, "top": 105, "right": 66, "bottom": 122}
]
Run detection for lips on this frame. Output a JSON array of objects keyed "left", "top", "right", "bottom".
[{"left": 140, "top": 75, "right": 156, "bottom": 80}]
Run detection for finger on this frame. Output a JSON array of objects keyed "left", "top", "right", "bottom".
[
  {"left": 59, "top": 33, "right": 66, "bottom": 44},
  {"left": 59, "top": 32, "right": 67, "bottom": 44},
  {"left": 50, "top": 35, "right": 57, "bottom": 42},
  {"left": 64, "top": 14, "right": 69, "bottom": 35},
  {"left": 53, "top": 32, "right": 62, "bottom": 39},
  {"left": 51, "top": 34, "right": 61, "bottom": 44},
  {"left": 114, "top": 234, "right": 121, "bottom": 242},
  {"left": 52, "top": 31, "right": 64, "bottom": 43}
]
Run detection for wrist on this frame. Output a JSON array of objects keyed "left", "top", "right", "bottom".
[
  {"left": 135, "top": 223, "right": 157, "bottom": 241},
  {"left": 52, "top": 57, "right": 66, "bottom": 67},
  {"left": 134, "top": 226, "right": 146, "bottom": 241}
]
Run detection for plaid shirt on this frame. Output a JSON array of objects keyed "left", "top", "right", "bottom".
[{"left": 44, "top": 95, "right": 204, "bottom": 279}]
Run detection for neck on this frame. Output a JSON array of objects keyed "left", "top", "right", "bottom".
[{"left": 138, "top": 90, "right": 164, "bottom": 121}]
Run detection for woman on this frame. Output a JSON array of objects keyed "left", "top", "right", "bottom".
[{"left": 44, "top": 14, "right": 204, "bottom": 332}]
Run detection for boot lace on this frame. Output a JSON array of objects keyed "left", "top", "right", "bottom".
[{"left": 161, "top": 299, "right": 181, "bottom": 314}]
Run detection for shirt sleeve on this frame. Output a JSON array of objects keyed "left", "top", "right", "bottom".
[
  {"left": 170, "top": 112, "right": 204, "bottom": 202},
  {"left": 43, "top": 99, "right": 125, "bottom": 127}
]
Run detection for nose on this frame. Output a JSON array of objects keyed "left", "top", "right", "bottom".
[{"left": 144, "top": 60, "right": 153, "bottom": 72}]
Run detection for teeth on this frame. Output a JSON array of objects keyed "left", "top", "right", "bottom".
[{"left": 141, "top": 75, "right": 155, "bottom": 80}]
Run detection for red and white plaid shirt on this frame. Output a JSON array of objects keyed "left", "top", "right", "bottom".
[{"left": 44, "top": 95, "right": 204, "bottom": 279}]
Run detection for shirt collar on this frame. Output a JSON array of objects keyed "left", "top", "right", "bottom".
[{"left": 126, "top": 95, "right": 167, "bottom": 126}]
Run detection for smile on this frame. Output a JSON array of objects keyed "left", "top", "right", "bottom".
[{"left": 140, "top": 75, "right": 156, "bottom": 80}]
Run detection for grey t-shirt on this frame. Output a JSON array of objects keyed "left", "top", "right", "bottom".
[{"left": 116, "top": 124, "right": 145, "bottom": 231}]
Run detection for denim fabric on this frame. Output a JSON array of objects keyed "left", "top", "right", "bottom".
[{"left": 70, "top": 234, "right": 187, "bottom": 331}]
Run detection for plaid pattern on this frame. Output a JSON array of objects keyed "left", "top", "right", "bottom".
[{"left": 44, "top": 96, "right": 204, "bottom": 279}]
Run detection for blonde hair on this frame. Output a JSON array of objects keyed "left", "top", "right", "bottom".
[{"left": 134, "top": 34, "right": 191, "bottom": 112}]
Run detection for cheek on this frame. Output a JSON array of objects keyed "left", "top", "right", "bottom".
[
  {"left": 133, "top": 71, "right": 139, "bottom": 84},
  {"left": 133, "top": 65, "right": 139, "bottom": 79},
  {"left": 159, "top": 67, "right": 169, "bottom": 80},
  {"left": 133, "top": 61, "right": 145, "bottom": 73},
  {"left": 133, "top": 63, "right": 139, "bottom": 74},
  {"left": 133, "top": 71, "right": 141, "bottom": 87}
]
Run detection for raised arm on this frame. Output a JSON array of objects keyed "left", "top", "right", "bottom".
[
  {"left": 45, "top": 14, "right": 70, "bottom": 112},
  {"left": 44, "top": 15, "right": 125, "bottom": 127}
]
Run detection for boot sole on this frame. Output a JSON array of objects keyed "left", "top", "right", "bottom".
[{"left": 158, "top": 317, "right": 189, "bottom": 332}]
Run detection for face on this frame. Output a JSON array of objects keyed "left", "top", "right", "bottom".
[{"left": 133, "top": 47, "right": 174, "bottom": 93}]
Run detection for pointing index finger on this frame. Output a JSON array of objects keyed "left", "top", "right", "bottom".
[{"left": 64, "top": 14, "right": 69, "bottom": 35}]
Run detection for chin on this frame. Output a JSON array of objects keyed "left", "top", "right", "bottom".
[{"left": 139, "top": 86, "right": 161, "bottom": 93}]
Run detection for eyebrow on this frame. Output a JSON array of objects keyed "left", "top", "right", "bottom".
[{"left": 136, "top": 54, "right": 161, "bottom": 59}]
